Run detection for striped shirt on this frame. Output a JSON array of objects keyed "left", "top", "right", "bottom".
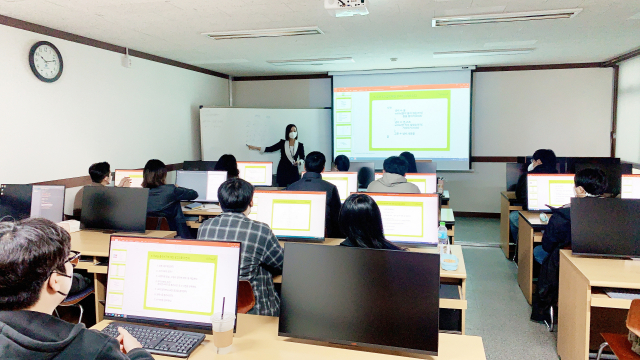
[{"left": 197, "top": 212, "right": 284, "bottom": 316}]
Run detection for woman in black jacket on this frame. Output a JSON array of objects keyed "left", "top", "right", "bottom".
[
  {"left": 247, "top": 124, "right": 305, "bottom": 187},
  {"left": 143, "top": 159, "right": 198, "bottom": 239}
]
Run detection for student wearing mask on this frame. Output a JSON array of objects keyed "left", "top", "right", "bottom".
[
  {"left": 73, "top": 162, "right": 131, "bottom": 217},
  {"left": 247, "top": 124, "right": 305, "bottom": 187},
  {"left": 143, "top": 159, "right": 198, "bottom": 239},
  {"left": 0, "top": 218, "right": 153, "bottom": 360},
  {"left": 332, "top": 154, "right": 350, "bottom": 172},
  {"left": 339, "top": 194, "right": 404, "bottom": 250},
  {"left": 214, "top": 154, "right": 240, "bottom": 179},
  {"left": 367, "top": 156, "right": 420, "bottom": 194}
]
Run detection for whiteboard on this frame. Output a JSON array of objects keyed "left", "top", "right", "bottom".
[
  {"left": 200, "top": 107, "right": 332, "bottom": 173},
  {"left": 472, "top": 68, "right": 614, "bottom": 157}
]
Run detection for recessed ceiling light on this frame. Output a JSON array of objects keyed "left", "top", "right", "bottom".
[
  {"left": 267, "top": 57, "right": 355, "bottom": 66},
  {"left": 202, "top": 26, "right": 323, "bottom": 40},
  {"left": 484, "top": 40, "right": 538, "bottom": 48},
  {"left": 433, "top": 49, "right": 534, "bottom": 58},
  {"left": 432, "top": 8, "right": 582, "bottom": 27}
]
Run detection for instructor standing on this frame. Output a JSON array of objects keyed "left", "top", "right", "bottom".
[{"left": 247, "top": 124, "right": 305, "bottom": 187}]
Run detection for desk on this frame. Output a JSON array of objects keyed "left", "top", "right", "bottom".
[
  {"left": 517, "top": 211, "right": 549, "bottom": 305},
  {"left": 440, "top": 207, "right": 455, "bottom": 244},
  {"left": 557, "top": 250, "right": 640, "bottom": 360},
  {"left": 70, "top": 230, "right": 177, "bottom": 323},
  {"left": 499, "top": 191, "right": 522, "bottom": 258},
  {"left": 441, "top": 190, "right": 450, "bottom": 208},
  {"left": 92, "top": 314, "right": 486, "bottom": 360}
]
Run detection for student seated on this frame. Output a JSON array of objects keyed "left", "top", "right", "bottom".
[
  {"left": 73, "top": 162, "right": 131, "bottom": 217},
  {"left": 367, "top": 156, "right": 420, "bottom": 194},
  {"left": 214, "top": 154, "right": 240, "bottom": 179},
  {"left": 399, "top": 151, "right": 418, "bottom": 173},
  {"left": 509, "top": 149, "right": 558, "bottom": 243},
  {"left": 143, "top": 159, "right": 198, "bottom": 239},
  {"left": 332, "top": 154, "right": 350, "bottom": 171},
  {"left": 0, "top": 218, "right": 153, "bottom": 360},
  {"left": 197, "top": 178, "right": 284, "bottom": 316},
  {"left": 339, "top": 193, "right": 404, "bottom": 250},
  {"left": 286, "top": 151, "right": 342, "bottom": 238}
]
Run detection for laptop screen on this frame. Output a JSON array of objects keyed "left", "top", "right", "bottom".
[
  {"left": 374, "top": 173, "right": 437, "bottom": 194},
  {"left": 115, "top": 170, "right": 144, "bottom": 188},
  {"left": 249, "top": 191, "right": 326, "bottom": 241},
  {"left": 175, "top": 171, "right": 227, "bottom": 202},
  {"left": 237, "top": 162, "right": 273, "bottom": 186},
  {"left": 104, "top": 236, "right": 241, "bottom": 331},
  {"left": 365, "top": 193, "right": 439, "bottom": 245},
  {"left": 527, "top": 174, "right": 575, "bottom": 211},
  {"left": 621, "top": 175, "right": 640, "bottom": 199},
  {"left": 320, "top": 172, "right": 358, "bottom": 202}
]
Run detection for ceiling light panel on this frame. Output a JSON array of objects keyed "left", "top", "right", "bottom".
[
  {"left": 267, "top": 57, "right": 355, "bottom": 66},
  {"left": 202, "top": 26, "right": 323, "bottom": 40},
  {"left": 433, "top": 49, "right": 534, "bottom": 58},
  {"left": 432, "top": 8, "right": 583, "bottom": 27}
]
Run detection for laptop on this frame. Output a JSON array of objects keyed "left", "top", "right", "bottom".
[{"left": 526, "top": 174, "right": 575, "bottom": 212}]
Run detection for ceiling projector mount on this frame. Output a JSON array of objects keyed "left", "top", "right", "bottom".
[{"left": 325, "top": 0, "right": 369, "bottom": 17}]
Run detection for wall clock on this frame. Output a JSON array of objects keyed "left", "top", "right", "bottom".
[{"left": 29, "top": 41, "right": 63, "bottom": 82}]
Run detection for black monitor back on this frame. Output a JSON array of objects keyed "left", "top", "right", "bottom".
[
  {"left": 183, "top": 161, "right": 217, "bottom": 171},
  {"left": 0, "top": 184, "right": 33, "bottom": 221},
  {"left": 565, "top": 157, "right": 620, "bottom": 174},
  {"left": 415, "top": 161, "right": 437, "bottom": 174},
  {"left": 575, "top": 163, "right": 632, "bottom": 196},
  {"left": 349, "top": 162, "right": 375, "bottom": 188},
  {"left": 81, "top": 187, "right": 149, "bottom": 233},
  {"left": 278, "top": 243, "right": 440, "bottom": 355},
  {"left": 571, "top": 197, "right": 640, "bottom": 258},
  {"left": 506, "top": 163, "right": 527, "bottom": 191}
]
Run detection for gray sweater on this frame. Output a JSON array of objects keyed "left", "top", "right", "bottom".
[{"left": 366, "top": 172, "right": 420, "bottom": 194}]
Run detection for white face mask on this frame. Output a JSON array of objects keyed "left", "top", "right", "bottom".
[
  {"left": 289, "top": 132, "right": 297, "bottom": 139},
  {"left": 527, "top": 161, "right": 536, "bottom": 172}
]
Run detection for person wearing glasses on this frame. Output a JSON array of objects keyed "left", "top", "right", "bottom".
[{"left": 0, "top": 218, "right": 153, "bottom": 359}]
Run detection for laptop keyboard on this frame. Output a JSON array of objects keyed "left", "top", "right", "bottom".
[{"left": 101, "top": 322, "right": 205, "bottom": 358}]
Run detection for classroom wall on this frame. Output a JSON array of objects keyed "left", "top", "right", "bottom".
[{"left": 615, "top": 56, "right": 640, "bottom": 163}]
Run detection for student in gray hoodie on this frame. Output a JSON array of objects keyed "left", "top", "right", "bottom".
[
  {"left": 0, "top": 218, "right": 153, "bottom": 360},
  {"left": 367, "top": 156, "right": 420, "bottom": 194}
]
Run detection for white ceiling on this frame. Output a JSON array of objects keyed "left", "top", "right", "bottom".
[{"left": 2, "top": 0, "right": 640, "bottom": 76}]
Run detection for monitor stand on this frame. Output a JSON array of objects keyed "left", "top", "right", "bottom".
[{"left": 101, "top": 230, "right": 118, "bottom": 234}]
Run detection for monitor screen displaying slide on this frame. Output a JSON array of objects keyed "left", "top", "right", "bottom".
[
  {"left": 104, "top": 236, "right": 241, "bottom": 330},
  {"left": 527, "top": 174, "right": 575, "bottom": 211},
  {"left": 237, "top": 162, "right": 273, "bottom": 186},
  {"left": 374, "top": 173, "right": 437, "bottom": 194},
  {"left": 320, "top": 172, "right": 358, "bottom": 202},
  {"left": 115, "top": 170, "right": 144, "bottom": 188},
  {"left": 176, "top": 170, "right": 227, "bottom": 202},
  {"left": 332, "top": 69, "right": 471, "bottom": 170},
  {"left": 249, "top": 191, "right": 326, "bottom": 241},
  {"left": 621, "top": 175, "right": 640, "bottom": 199},
  {"left": 366, "top": 193, "right": 439, "bottom": 245}
]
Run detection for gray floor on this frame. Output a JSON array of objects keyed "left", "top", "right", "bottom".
[{"left": 455, "top": 217, "right": 559, "bottom": 360}]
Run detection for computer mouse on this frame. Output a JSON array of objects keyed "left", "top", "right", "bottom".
[{"left": 540, "top": 213, "right": 549, "bottom": 222}]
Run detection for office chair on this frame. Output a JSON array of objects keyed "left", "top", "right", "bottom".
[
  {"left": 596, "top": 299, "right": 640, "bottom": 360},
  {"left": 237, "top": 280, "right": 255, "bottom": 314},
  {"left": 55, "top": 286, "right": 95, "bottom": 324},
  {"left": 146, "top": 217, "right": 171, "bottom": 231}
]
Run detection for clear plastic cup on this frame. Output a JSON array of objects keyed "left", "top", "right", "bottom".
[{"left": 211, "top": 313, "right": 235, "bottom": 354}]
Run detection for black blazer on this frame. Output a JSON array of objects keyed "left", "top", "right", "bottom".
[
  {"left": 264, "top": 139, "right": 305, "bottom": 187},
  {"left": 286, "top": 172, "right": 342, "bottom": 238}
]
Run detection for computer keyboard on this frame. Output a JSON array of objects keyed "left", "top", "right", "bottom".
[{"left": 100, "top": 322, "right": 205, "bottom": 358}]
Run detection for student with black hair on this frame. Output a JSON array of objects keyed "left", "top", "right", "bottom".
[
  {"left": 247, "top": 124, "right": 305, "bottom": 187},
  {"left": 332, "top": 154, "right": 350, "bottom": 172},
  {"left": 143, "top": 159, "right": 198, "bottom": 239},
  {"left": 0, "top": 218, "right": 153, "bottom": 360},
  {"left": 339, "top": 194, "right": 404, "bottom": 250},
  {"left": 287, "top": 151, "right": 342, "bottom": 238},
  {"left": 197, "top": 178, "right": 284, "bottom": 316},
  {"left": 214, "top": 154, "right": 240, "bottom": 179},
  {"left": 399, "top": 151, "right": 418, "bottom": 173},
  {"left": 367, "top": 156, "right": 420, "bottom": 194},
  {"left": 73, "top": 162, "right": 131, "bottom": 217}
]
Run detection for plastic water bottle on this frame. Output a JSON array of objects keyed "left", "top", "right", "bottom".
[{"left": 438, "top": 221, "right": 448, "bottom": 253}]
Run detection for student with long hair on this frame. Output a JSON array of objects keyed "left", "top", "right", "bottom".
[
  {"left": 214, "top": 154, "right": 240, "bottom": 179},
  {"left": 338, "top": 193, "right": 403, "bottom": 250}
]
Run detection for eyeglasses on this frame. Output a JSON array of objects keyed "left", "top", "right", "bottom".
[{"left": 67, "top": 250, "right": 81, "bottom": 268}]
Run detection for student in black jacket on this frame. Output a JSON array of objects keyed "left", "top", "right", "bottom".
[
  {"left": 286, "top": 151, "right": 342, "bottom": 238},
  {"left": 143, "top": 159, "right": 198, "bottom": 239},
  {"left": 0, "top": 218, "right": 153, "bottom": 360},
  {"left": 339, "top": 194, "right": 404, "bottom": 250}
]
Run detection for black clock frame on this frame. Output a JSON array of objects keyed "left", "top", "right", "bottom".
[{"left": 29, "top": 41, "right": 63, "bottom": 83}]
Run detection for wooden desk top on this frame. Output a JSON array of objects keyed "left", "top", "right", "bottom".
[
  {"left": 518, "top": 211, "right": 551, "bottom": 229},
  {"left": 183, "top": 204, "right": 223, "bottom": 216},
  {"left": 92, "top": 314, "right": 485, "bottom": 360},
  {"left": 501, "top": 191, "right": 516, "bottom": 200},
  {"left": 70, "top": 230, "right": 177, "bottom": 257},
  {"left": 560, "top": 250, "right": 640, "bottom": 289}
]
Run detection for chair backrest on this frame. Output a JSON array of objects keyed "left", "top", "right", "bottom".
[
  {"left": 237, "top": 280, "right": 255, "bottom": 314},
  {"left": 146, "top": 217, "right": 170, "bottom": 231},
  {"left": 628, "top": 299, "right": 640, "bottom": 336}
]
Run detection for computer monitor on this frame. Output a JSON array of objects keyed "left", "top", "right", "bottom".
[
  {"left": 348, "top": 162, "right": 375, "bottom": 189},
  {"left": 104, "top": 235, "right": 241, "bottom": 331},
  {"left": 565, "top": 157, "right": 620, "bottom": 174},
  {"left": 527, "top": 174, "right": 575, "bottom": 211},
  {"left": 415, "top": 161, "right": 437, "bottom": 174},
  {"left": 115, "top": 170, "right": 144, "bottom": 188},
  {"left": 237, "top": 162, "right": 273, "bottom": 186},
  {"left": 31, "top": 185, "right": 66, "bottom": 223},
  {"left": 574, "top": 163, "right": 632, "bottom": 196},
  {"left": 366, "top": 193, "right": 439, "bottom": 245},
  {"left": 374, "top": 173, "right": 437, "bottom": 194},
  {"left": 248, "top": 191, "right": 326, "bottom": 242},
  {"left": 622, "top": 175, "right": 640, "bottom": 199},
  {"left": 279, "top": 243, "right": 440, "bottom": 355},
  {"left": 183, "top": 161, "right": 218, "bottom": 172},
  {"left": 506, "top": 163, "right": 527, "bottom": 191},
  {"left": 0, "top": 184, "right": 33, "bottom": 221},
  {"left": 320, "top": 172, "right": 358, "bottom": 202},
  {"left": 175, "top": 171, "right": 227, "bottom": 203},
  {"left": 571, "top": 198, "right": 640, "bottom": 258},
  {"left": 81, "top": 187, "right": 149, "bottom": 233}
]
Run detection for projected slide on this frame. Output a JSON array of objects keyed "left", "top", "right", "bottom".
[{"left": 332, "top": 70, "right": 472, "bottom": 170}]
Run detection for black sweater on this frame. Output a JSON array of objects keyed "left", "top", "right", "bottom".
[{"left": 146, "top": 184, "right": 198, "bottom": 238}]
